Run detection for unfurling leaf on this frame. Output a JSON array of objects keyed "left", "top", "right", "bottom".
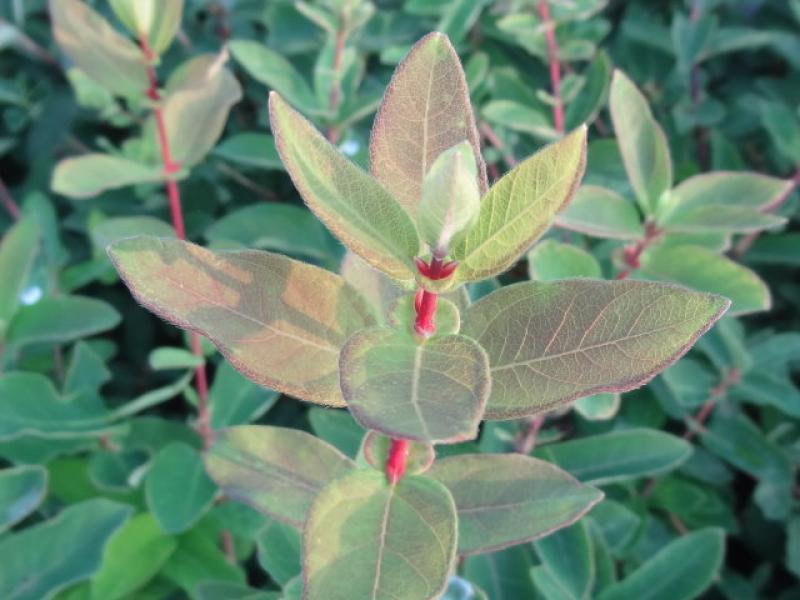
[
  {"left": 108, "top": 236, "right": 376, "bottom": 406},
  {"left": 461, "top": 279, "right": 729, "bottom": 419},
  {"left": 428, "top": 454, "right": 602, "bottom": 554},
  {"left": 205, "top": 425, "right": 355, "bottom": 527},
  {"left": 417, "top": 141, "right": 482, "bottom": 252},
  {"left": 340, "top": 328, "right": 490, "bottom": 443},
  {"left": 451, "top": 126, "right": 587, "bottom": 284},
  {"left": 370, "top": 32, "right": 487, "bottom": 216},
  {"left": 609, "top": 70, "right": 672, "bottom": 215},
  {"left": 269, "top": 92, "right": 421, "bottom": 284},
  {"left": 303, "top": 470, "right": 457, "bottom": 600},
  {"left": 52, "top": 153, "right": 165, "bottom": 199},
  {"left": 49, "top": 0, "right": 149, "bottom": 97}
]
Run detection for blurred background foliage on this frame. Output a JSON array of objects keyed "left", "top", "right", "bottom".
[{"left": 0, "top": 0, "right": 799, "bottom": 599}]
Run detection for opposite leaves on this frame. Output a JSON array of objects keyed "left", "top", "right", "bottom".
[
  {"left": 461, "top": 279, "right": 729, "bottom": 419},
  {"left": 108, "top": 236, "right": 376, "bottom": 406}
]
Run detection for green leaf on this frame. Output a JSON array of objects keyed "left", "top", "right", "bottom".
[
  {"left": 148, "top": 346, "right": 203, "bottom": 370},
  {"left": 303, "top": 469, "right": 457, "bottom": 600},
  {"left": 161, "top": 53, "right": 242, "bottom": 168},
  {"left": 534, "top": 429, "right": 692, "bottom": 485},
  {"left": 428, "top": 454, "right": 602, "bottom": 554},
  {"left": 90, "top": 512, "right": 178, "bottom": 600},
  {"left": 109, "top": 0, "right": 182, "bottom": 56},
  {"left": 214, "top": 133, "right": 283, "bottom": 170},
  {"left": 340, "top": 328, "right": 490, "bottom": 443},
  {"left": 528, "top": 240, "right": 602, "bottom": 280},
  {"left": 565, "top": 51, "right": 612, "bottom": 130},
  {"left": 340, "top": 252, "right": 406, "bottom": 322},
  {"left": 573, "top": 393, "right": 621, "bottom": 421},
  {"left": 588, "top": 500, "right": 641, "bottom": 555},
  {"left": 51, "top": 154, "right": 165, "bottom": 199},
  {"left": 555, "top": 185, "right": 645, "bottom": 240},
  {"left": 461, "top": 280, "right": 728, "bottom": 419},
  {"left": 0, "top": 498, "right": 132, "bottom": 600},
  {"left": 638, "top": 243, "right": 769, "bottom": 315},
  {"left": 482, "top": 100, "right": 557, "bottom": 140},
  {"left": 308, "top": 406, "right": 365, "bottom": 458},
  {"left": 108, "top": 236, "right": 376, "bottom": 406},
  {"left": 0, "top": 216, "right": 39, "bottom": 340},
  {"left": 145, "top": 443, "right": 216, "bottom": 534},
  {"left": 269, "top": 92, "right": 420, "bottom": 283},
  {"left": 362, "top": 431, "right": 435, "bottom": 476},
  {"left": 161, "top": 524, "right": 245, "bottom": 594},
  {"left": 465, "top": 546, "right": 537, "bottom": 600},
  {"left": 7, "top": 295, "right": 120, "bottom": 349},
  {"left": 90, "top": 216, "right": 175, "bottom": 250},
  {"left": 49, "top": 0, "right": 148, "bottom": 97},
  {"left": 609, "top": 71, "right": 672, "bottom": 215},
  {"left": 598, "top": 528, "right": 724, "bottom": 600},
  {"left": 0, "top": 465, "right": 47, "bottom": 533},
  {"left": 0, "top": 372, "right": 114, "bottom": 440},
  {"left": 205, "top": 425, "right": 355, "bottom": 527},
  {"left": 534, "top": 521, "right": 595, "bottom": 600},
  {"left": 230, "top": 40, "right": 319, "bottom": 115},
  {"left": 209, "top": 362, "right": 279, "bottom": 429},
  {"left": 370, "top": 32, "right": 487, "bottom": 216},
  {"left": 256, "top": 517, "right": 302, "bottom": 586},
  {"left": 452, "top": 126, "right": 587, "bottom": 283}
]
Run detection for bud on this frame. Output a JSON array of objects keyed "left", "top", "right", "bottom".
[{"left": 416, "top": 141, "right": 481, "bottom": 253}]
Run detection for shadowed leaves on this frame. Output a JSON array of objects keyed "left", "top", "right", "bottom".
[
  {"left": 108, "top": 236, "right": 376, "bottom": 406},
  {"left": 461, "top": 280, "right": 729, "bottom": 419}
]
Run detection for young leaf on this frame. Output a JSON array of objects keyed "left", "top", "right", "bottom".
[
  {"left": 269, "top": 92, "right": 421, "bottom": 283},
  {"left": 205, "top": 425, "right": 355, "bottom": 527},
  {"left": 339, "top": 328, "right": 491, "bottom": 443},
  {"left": 303, "top": 470, "right": 457, "bottom": 600},
  {"left": 461, "top": 280, "right": 729, "bottom": 419},
  {"left": 597, "top": 528, "right": 724, "bottom": 600},
  {"left": 52, "top": 154, "right": 165, "bottom": 199},
  {"left": 528, "top": 240, "right": 602, "bottom": 280},
  {"left": 609, "top": 71, "right": 672, "bottom": 215},
  {"left": 0, "top": 217, "right": 39, "bottom": 341},
  {"left": 49, "top": 0, "right": 149, "bottom": 97},
  {"left": 109, "top": 0, "right": 182, "bottom": 56},
  {"left": 0, "top": 465, "right": 47, "bottom": 534},
  {"left": 108, "top": 236, "right": 376, "bottom": 406},
  {"left": 427, "top": 454, "right": 602, "bottom": 554},
  {"left": 555, "top": 185, "right": 645, "bottom": 240},
  {"left": 638, "top": 244, "right": 769, "bottom": 315},
  {"left": 145, "top": 443, "right": 216, "bottom": 534},
  {"left": 452, "top": 126, "right": 587, "bottom": 283},
  {"left": 370, "top": 32, "right": 487, "bottom": 215}
]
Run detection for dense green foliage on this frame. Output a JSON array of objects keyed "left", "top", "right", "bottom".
[{"left": 1, "top": 1, "right": 799, "bottom": 599}]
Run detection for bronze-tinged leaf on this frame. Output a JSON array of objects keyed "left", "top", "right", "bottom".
[
  {"left": 108, "top": 236, "right": 377, "bottom": 406},
  {"left": 370, "top": 32, "right": 488, "bottom": 216},
  {"left": 461, "top": 279, "right": 729, "bottom": 419},
  {"left": 269, "top": 92, "right": 420, "bottom": 284}
]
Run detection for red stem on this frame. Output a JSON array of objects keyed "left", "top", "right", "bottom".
[
  {"left": 683, "top": 368, "right": 740, "bottom": 442},
  {"left": 139, "top": 36, "right": 211, "bottom": 448},
  {"left": 0, "top": 177, "right": 20, "bottom": 221},
  {"left": 616, "top": 223, "right": 661, "bottom": 280},
  {"left": 386, "top": 439, "right": 410, "bottom": 485},
  {"left": 538, "top": 0, "right": 564, "bottom": 134}
]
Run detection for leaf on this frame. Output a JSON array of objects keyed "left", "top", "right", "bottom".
[
  {"left": 427, "top": 454, "right": 602, "bottom": 554},
  {"left": 534, "top": 429, "right": 692, "bottom": 485},
  {"left": 308, "top": 407, "right": 365, "bottom": 458},
  {"left": 0, "top": 372, "right": 115, "bottom": 441},
  {"left": 303, "top": 469, "right": 457, "bottom": 600},
  {"left": 209, "top": 362, "right": 279, "bottom": 429},
  {"left": 555, "top": 185, "right": 645, "bottom": 240},
  {"left": 90, "top": 513, "right": 178, "bottom": 600},
  {"left": 573, "top": 393, "right": 621, "bottom": 421},
  {"left": 161, "top": 53, "right": 243, "bottom": 168},
  {"left": 161, "top": 523, "right": 245, "bottom": 593},
  {"left": 0, "top": 465, "right": 47, "bottom": 533},
  {"left": 269, "top": 92, "right": 420, "bottom": 283},
  {"left": 214, "top": 133, "right": 283, "bottom": 170},
  {"left": 534, "top": 521, "right": 595, "bottom": 600},
  {"left": 51, "top": 153, "right": 165, "bottom": 199},
  {"left": 451, "top": 126, "right": 587, "bottom": 283},
  {"left": 109, "top": 0, "right": 182, "bottom": 56},
  {"left": 598, "top": 529, "right": 724, "bottom": 600},
  {"left": 256, "top": 517, "right": 302, "bottom": 586},
  {"left": 6, "top": 295, "right": 120, "bottom": 349},
  {"left": 0, "top": 217, "right": 39, "bottom": 340},
  {"left": 108, "top": 236, "right": 376, "bottom": 406},
  {"left": 148, "top": 346, "right": 204, "bottom": 370},
  {"left": 482, "top": 100, "right": 557, "bottom": 140},
  {"left": 145, "top": 443, "right": 217, "bottom": 534},
  {"left": 461, "top": 280, "right": 729, "bottom": 419},
  {"left": 230, "top": 40, "right": 319, "bottom": 114},
  {"left": 528, "top": 240, "right": 602, "bottom": 281},
  {"left": 609, "top": 71, "right": 672, "bottom": 215},
  {"left": 464, "top": 546, "right": 537, "bottom": 600},
  {"left": 638, "top": 243, "right": 769, "bottom": 315},
  {"left": 370, "top": 32, "right": 487, "bottom": 216},
  {"left": 340, "top": 328, "right": 490, "bottom": 443},
  {"left": 565, "top": 51, "right": 612, "bottom": 130},
  {"left": 49, "top": 0, "right": 148, "bottom": 97},
  {"left": 204, "top": 425, "right": 355, "bottom": 527},
  {"left": 90, "top": 216, "right": 175, "bottom": 250},
  {"left": 0, "top": 498, "right": 132, "bottom": 600}
]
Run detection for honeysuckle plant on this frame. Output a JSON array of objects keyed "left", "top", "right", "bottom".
[{"left": 106, "top": 32, "right": 730, "bottom": 600}]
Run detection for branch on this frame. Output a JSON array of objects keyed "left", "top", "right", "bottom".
[
  {"left": 537, "top": 1, "right": 564, "bottom": 134},
  {"left": 616, "top": 223, "right": 661, "bottom": 279},
  {"left": 0, "top": 177, "right": 21, "bottom": 221}
]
